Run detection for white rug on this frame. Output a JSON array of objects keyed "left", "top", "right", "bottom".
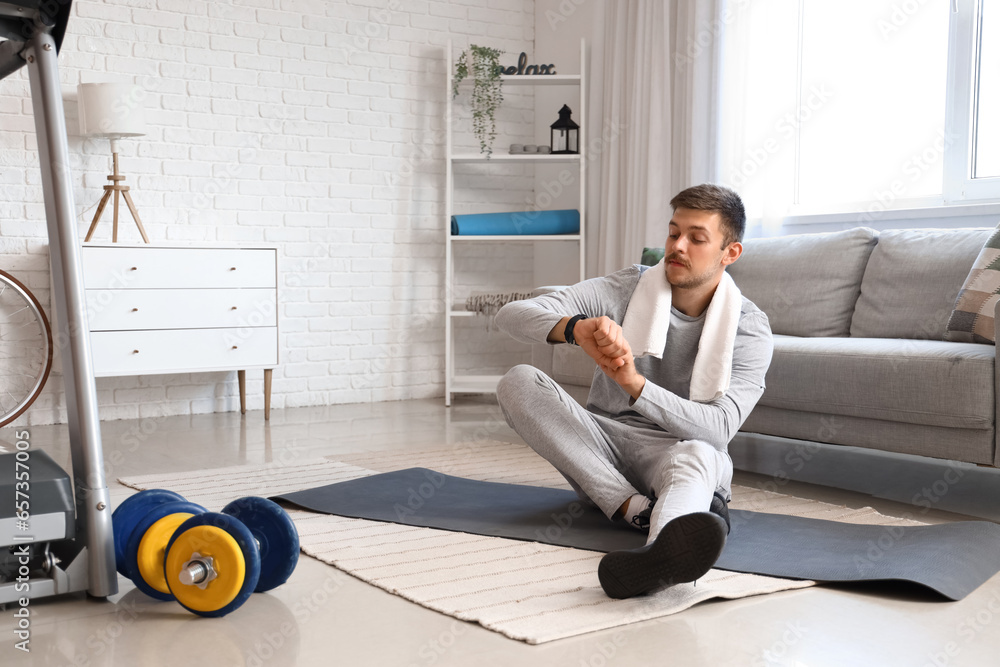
[{"left": 118, "top": 440, "right": 921, "bottom": 644}]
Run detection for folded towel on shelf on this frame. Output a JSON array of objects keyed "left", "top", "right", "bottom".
[{"left": 465, "top": 291, "right": 532, "bottom": 319}]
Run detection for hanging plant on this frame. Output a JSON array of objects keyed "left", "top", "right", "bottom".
[{"left": 453, "top": 44, "right": 505, "bottom": 158}]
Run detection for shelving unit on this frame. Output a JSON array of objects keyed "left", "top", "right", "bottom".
[{"left": 444, "top": 39, "right": 587, "bottom": 406}]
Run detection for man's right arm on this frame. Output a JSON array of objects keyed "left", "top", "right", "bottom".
[
  {"left": 547, "top": 316, "right": 571, "bottom": 343},
  {"left": 494, "top": 266, "right": 641, "bottom": 345},
  {"left": 493, "top": 297, "right": 567, "bottom": 346}
]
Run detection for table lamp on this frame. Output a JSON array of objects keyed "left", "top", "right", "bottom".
[{"left": 78, "top": 82, "right": 150, "bottom": 243}]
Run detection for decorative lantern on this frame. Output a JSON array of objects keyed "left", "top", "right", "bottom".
[{"left": 550, "top": 104, "right": 580, "bottom": 154}]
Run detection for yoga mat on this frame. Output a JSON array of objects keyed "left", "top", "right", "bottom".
[
  {"left": 275, "top": 467, "right": 1000, "bottom": 602},
  {"left": 450, "top": 209, "right": 579, "bottom": 235}
]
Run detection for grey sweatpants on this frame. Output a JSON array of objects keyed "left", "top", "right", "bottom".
[{"left": 497, "top": 365, "right": 733, "bottom": 545}]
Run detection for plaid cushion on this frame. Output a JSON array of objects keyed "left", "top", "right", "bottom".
[{"left": 946, "top": 224, "right": 1000, "bottom": 344}]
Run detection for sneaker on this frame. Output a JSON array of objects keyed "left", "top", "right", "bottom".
[
  {"left": 629, "top": 499, "right": 653, "bottom": 531},
  {"left": 709, "top": 491, "right": 731, "bottom": 534},
  {"left": 597, "top": 511, "right": 728, "bottom": 599}
]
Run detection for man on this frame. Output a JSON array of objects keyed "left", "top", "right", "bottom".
[{"left": 494, "top": 183, "right": 773, "bottom": 599}]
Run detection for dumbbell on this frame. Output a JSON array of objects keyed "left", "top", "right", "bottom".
[{"left": 112, "top": 489, "right": 300, "bottom": 617}]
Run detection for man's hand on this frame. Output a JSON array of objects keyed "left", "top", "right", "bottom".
[
  {"left": 575, "top": 316, "right": 626, "bottom": 366},
  {"left": 574, "top": 317, "right": 646, "bottom": 399}
]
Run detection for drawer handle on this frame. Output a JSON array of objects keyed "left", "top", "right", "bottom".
[
  {"left": 231, "top": 306, "right": 238, "bottom": 310},
  {"left": 132, "top": 349, "right": 139, "bottom": 354},
  {"left": 232, "top": 345, "right": 238, "bottom": 350},
  {"left": 131, "top": 308, "right": 139, "bottom": 312},
  {"left": 229, "top": 267, "right": 237, "bottom": 271},
  {"left": 130, "top": 267, "right": 137, "bottom": 271}
]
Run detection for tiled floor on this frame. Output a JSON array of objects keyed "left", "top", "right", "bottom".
[{"left": 2, "top": 397, "right": 999, "bottom": 666}]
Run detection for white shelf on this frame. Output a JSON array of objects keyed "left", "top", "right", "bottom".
[
  {"left": 450, "top": 234, "right": 581, "bottom": 242},
  {"left": 449, "top": 374, "right": 504, "bottom": 393},
  {"left": 451, "top": 308, "right": 532, "bottom": 318},
  {"left": 500, "top": 74, "right": 580, "bottom": 85},
  {"left": 445, "top": 39, "right": 587, "bottom": 407},
  {"left": 454, "top": 74, "right": 581, "bottom": 87},
  {"left": 451, "top": 153, "right": 581, "bottom": 164}
]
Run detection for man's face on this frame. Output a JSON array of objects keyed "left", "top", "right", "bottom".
[{"left": 664, "top": 208, "right": 734, "bottom": 289}]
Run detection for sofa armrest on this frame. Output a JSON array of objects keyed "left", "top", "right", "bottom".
[
  {"left": 531, "top": 285, "right": 569, "bottom": 297},
  {"left": 531, "top": 339, "right": 555, "bottom": 377},
  {"left": 994, "top": 300, "right": 1000, "bottom": 467},
  {"left": 995, "top": 298, "right": 1000, "bottom": 349}
]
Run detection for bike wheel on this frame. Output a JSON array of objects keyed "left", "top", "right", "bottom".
[{"left": 0, "top": 270, "right": 53, "bottom": 427}]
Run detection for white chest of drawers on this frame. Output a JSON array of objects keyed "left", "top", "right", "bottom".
[{"left": 81, "top": 244, "right": 279, "bottom": 419}]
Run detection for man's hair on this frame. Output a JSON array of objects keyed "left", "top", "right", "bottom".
[{"left": 670, "top": 184, "right": 746, "bottom": 247}]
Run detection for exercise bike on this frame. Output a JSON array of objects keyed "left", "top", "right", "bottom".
[{"left": 0, "top": 0, "right": 118, "bottom": 608}]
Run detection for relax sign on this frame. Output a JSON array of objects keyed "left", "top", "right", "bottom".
[{"left": 498, "top": 52, "right": 557, "bottom": 76}]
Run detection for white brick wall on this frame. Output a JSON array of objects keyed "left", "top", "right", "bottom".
[{"left": 1, "top": 0, "right": 551, "bottom": 425}]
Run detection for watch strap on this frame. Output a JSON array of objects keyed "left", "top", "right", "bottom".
[{"left": 564, "top": 314, "right": 587, "bottom": 345}]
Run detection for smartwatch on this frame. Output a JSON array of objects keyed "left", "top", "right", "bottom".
[{"left": 564, "top": 314, "right": 587, "bottom": 346}]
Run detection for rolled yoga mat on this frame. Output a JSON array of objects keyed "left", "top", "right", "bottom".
[
  {"left": 450, "top": 209, "right": 580, "bottom": 235},
  {"left": 273, "top": 467, "right": 1000, "bottom": 601}
]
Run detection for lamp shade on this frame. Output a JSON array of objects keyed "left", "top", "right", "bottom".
[{"left": 78, "top": 82, "right": 146, "bottom": 138}]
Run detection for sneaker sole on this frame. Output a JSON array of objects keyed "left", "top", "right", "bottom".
[{"left": 597, "top": 511, "right": 727, "bottom": 599}]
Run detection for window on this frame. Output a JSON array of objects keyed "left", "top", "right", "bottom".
[
  {"left": 974, "top": 0, "right": 1000, "bottom": 178},
  {"left": 718, "top": 0, "right": 1000, "bottom": 222}
]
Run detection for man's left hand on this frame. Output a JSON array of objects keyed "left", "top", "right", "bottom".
[{"left": 598, "top": 339, "right": 645, "bottom": 400}]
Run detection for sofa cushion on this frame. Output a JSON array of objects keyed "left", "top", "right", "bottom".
[
  {"left": 757, "top": 335, "right": 995, "bottom": 430},
  {"left": 727, "top": 227, "right": 878, "bottom": 337},
  {"left": 850, "top": 228, "right": 992, "bottom": 340},
  {"left": 946, "top": 224, "right": 1000, "bottom": 344},
  {"left": 641, "top": 247, "right": 665, "bottom": 266}
]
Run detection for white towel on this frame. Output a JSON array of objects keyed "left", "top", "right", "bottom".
[{"left": 621, "top": 259, "right": 743, "bottom": 403}]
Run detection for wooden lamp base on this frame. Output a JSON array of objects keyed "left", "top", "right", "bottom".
[{"left": 83, "top": 152, "right": 150, "bottom": 243}]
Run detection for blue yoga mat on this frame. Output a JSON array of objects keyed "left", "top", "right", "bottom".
[{"left": 451, "top": 209, "right": 580, "bottom": 236}]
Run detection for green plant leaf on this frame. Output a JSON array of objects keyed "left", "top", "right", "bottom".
[{"left": 453, "top": 44, "right": 505, "bottom": 157}]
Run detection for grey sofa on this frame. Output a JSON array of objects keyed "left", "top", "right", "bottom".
[{"left": 530, "top": 227, "right": 998, "bottom": 467}]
